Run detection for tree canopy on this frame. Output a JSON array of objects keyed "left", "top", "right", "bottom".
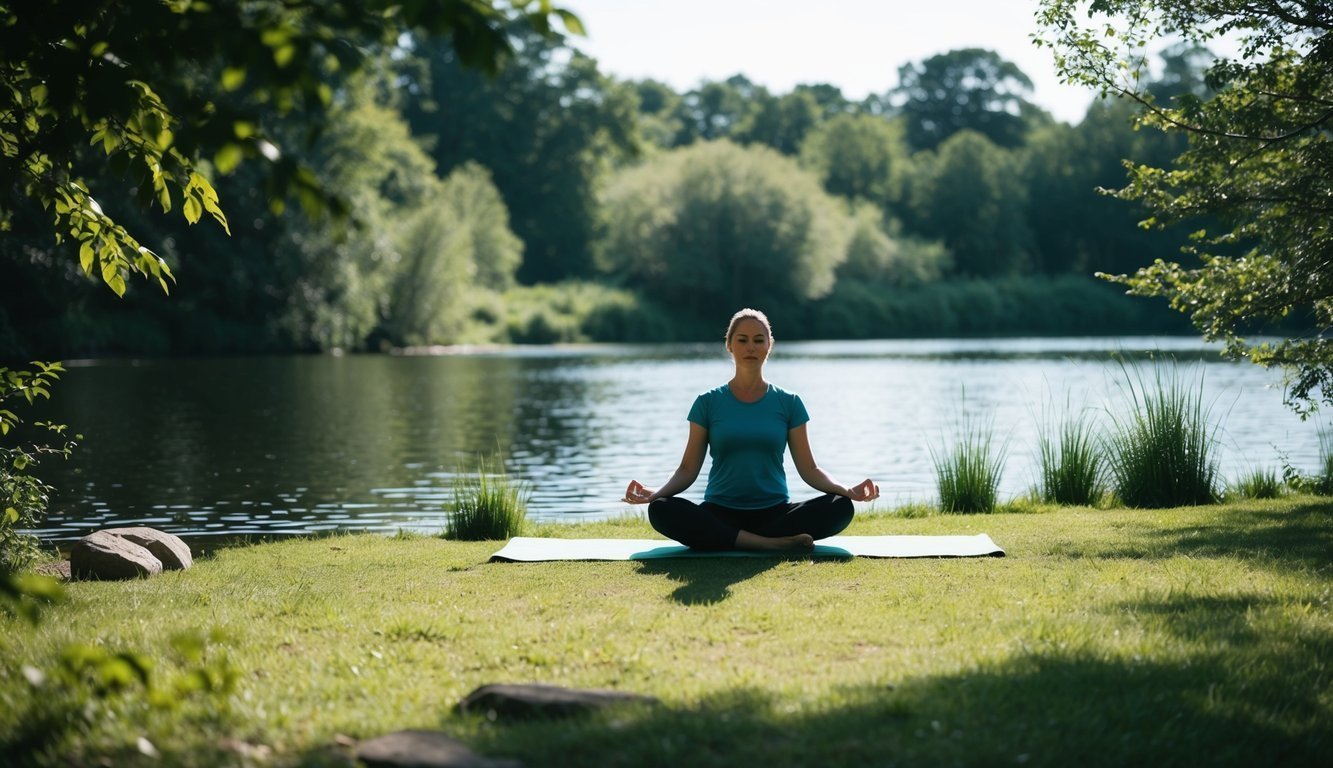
[
  {"left": 0, "top": 0, "right": 579, "bottom": 298},
  {"left": 1036, "top": 0, "right": 1333, "bottom": 412},
  {"left": 894, "top": 48, "right": 1040, "bottom": 151}
]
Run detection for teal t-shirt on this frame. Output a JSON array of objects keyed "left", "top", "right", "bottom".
[{"left": 687, "top": 383, "right": 810, "bottom": 509}]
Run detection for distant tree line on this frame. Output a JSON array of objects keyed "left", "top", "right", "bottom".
[{"left": 1, "top": 27, "right": 1211, "bottom": 357}]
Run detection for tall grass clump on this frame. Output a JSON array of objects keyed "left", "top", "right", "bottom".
[
  {"left": 1104, "top": 361, "right": 1220, "bottom": 508},
  {"left": 444, "top": 457, "right": 529, "bottom": 540},
  {"left": 1227, "top": 467, "right": 1284, "bottom": 500},
  {"left": 1035, "top": 408, "right": 1105, "bottom": 506},
  {"left": 931, "top": 415, "right": 1006, "bottom": 513}
]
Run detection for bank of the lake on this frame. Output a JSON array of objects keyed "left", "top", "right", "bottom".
[
  {"left": 4, "top": 498, "right": 1330, "bottom": 767},
  {"left": 27, "top": 336, "right": 1332, "bottom": 543}
]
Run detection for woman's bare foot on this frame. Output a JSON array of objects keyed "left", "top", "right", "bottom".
[{"left": 734, "top": 530, "right": 815, "bottom": 551}]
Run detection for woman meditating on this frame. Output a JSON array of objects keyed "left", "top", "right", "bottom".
[{"left": 622, "top": 308, "right": 879, "bottom": 551}]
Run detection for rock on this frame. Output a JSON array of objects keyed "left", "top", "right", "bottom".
[
  {"left": 70, "top": 531, "right": 163, "bottom": 580},
  {"left": 102, "top": 527, "right": 193, "bottom": 570},
  {"left": 355, "top": 730, "right": 522, "bottom": 768},
  {"left": 458, "top": 683, "right": 658, "bottom": 721}
]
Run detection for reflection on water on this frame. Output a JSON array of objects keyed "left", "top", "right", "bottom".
[{"left": 24, "top": 337, "right": 1329, "bottom": 543}]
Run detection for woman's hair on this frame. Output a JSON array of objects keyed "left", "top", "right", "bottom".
[{"left": 724, "top": 308, "right": 773, "bottom": 346}]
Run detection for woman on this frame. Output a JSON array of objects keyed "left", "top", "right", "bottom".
[{"left": 623, "top": 308, "right": 879, "bottom": 551}]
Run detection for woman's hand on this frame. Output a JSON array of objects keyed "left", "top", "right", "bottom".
[
  {"left": 844, "top": 479, "right": 880, "bottom": 502},
  {"left": 622, "top": 479, "right": 656, "bottom": 504}
]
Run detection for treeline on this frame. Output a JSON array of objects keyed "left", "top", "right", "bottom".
[{"left": 0, "top": 31, "right": 1210, "bottom": 357}]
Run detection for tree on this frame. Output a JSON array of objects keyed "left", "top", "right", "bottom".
[
  {"left": 402, "top": 27, "right": 639, "bottom": 283},
  {"left": 894, "top": 48, "right": 1041, "bottom": 151},
  {"left": 909, "top": 130, "right": 1032, "bottom": 278},
  {"left": 0, "top": 0, "right": 579, "bottom": 299},
  {"left": 735, "top": 89, "right": 822, "bottom": 155},
  {"left": 1036, "top": 0, "right": 1333, "bottom": 412},
  {"left": 799, "top": 113, "right": 911, "bottom": 213},
  {"left": 596, "top": 140, "right": 858, "bottom": 321}
]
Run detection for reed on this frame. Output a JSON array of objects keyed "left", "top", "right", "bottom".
[
  {"left": 1227, "top": 467, "right": 1284, "bottom": 500},
  {"left": 931, "top": 415, "right": 1006, "bottom": 514},
  {"left": 1035, "top": 409, "right": 1105, "bottom": 506},
  {"left": 1104, "top": 361, "right": 1220, "bottom": 508},
  {"left": 444, "top": 457, "right": 529, "bottom": 541}
]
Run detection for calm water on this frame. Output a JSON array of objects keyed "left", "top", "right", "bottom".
[{"left": 23, "top": 337, "right": 1330, "bottom": 543}]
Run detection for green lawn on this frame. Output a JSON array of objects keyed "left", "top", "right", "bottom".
[{"left": 3, "top": 498, "right": 1331, "bottom": 767}]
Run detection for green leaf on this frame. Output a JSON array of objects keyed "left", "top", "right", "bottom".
[
  {"left": 221, "top": 67, "right": 247, "bottom": 92},
  {"left": 3, "top": 507, "right": 18, "bottom": 525},
  {"left": 555, "top": 10, "right": 585, "bottom": 36},
  {"left": 79, "top": 240, "right": 94, "bottom": 273},
  {"left": 214, "top": 143, "right": 243, "bottom": 174},
  {"left": 13, "top": 455, "right": 28, "bottom": 471},
  {"left": 183, "top": 195, "right": 202, "bottom": 224}
]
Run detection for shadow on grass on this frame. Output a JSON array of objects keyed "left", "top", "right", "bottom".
[
  {"left": 633, "top": 558, "right": 786, "bottom": 605},
  {"left": 440, "top": 590, "right": 1330, "bottom": 768},
  {"left": 1056, "top": 500, "right": 1333, "bottom": 570}
]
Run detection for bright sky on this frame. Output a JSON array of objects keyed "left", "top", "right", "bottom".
[{"left": 561, "top": 0, "right": 1099, "bottom": 124}]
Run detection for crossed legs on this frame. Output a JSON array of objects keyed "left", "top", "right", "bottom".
[{"left": 647, "top": 494, "right": 854, "bottom": 551}]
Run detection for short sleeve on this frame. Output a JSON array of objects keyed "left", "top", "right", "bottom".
[
  {"left": 788, "top": 393, "right": 810, "bottom": 429},
  {"left": 687, "top": 393, "right": 709, "bottom": 427}
]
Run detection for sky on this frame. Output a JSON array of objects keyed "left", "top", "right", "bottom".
[{"left": 561, "top": 0, "right": 1099, "bottom": 124}]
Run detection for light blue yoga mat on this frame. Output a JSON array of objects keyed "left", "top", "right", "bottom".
[{"left": 489, "top": 534, "right": 1005, "bottom": 562}]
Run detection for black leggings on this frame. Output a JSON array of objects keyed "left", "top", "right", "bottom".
[{"left": 647, "top": 493, "right": 854, "bottom": 551}]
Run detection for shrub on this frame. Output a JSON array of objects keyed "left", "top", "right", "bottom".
[
  {"left": 931, "top": 414, "right": 1006, "bottom": 514},
  {"left": 1, "top": 363, "right": 76, "bottom": 573},
  {"left": 1104, "top": 362, "right": 1220, "bottom": 508},
  {"left": 444, "top": 458, "right": 529, "bottom": 541},
  {"left": 1036, "top": 409, "right": 1104, "bottom": 506}
]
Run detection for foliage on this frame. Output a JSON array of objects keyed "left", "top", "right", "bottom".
[
  {"left": 1104, "top": 361, "right": 1221, "bottom": 508},
  {"left": 0, "top": 0, "right": 579, "bottom": 299},
  {"left": 596, "top": 140, "right": 859, "bottom": 323},
  {"left": 6, "top": 630, "right": 238, "bottom": 764},
  {"left": 402, "top": 27, "right": 640, "bottom": 283},
  {"left": 1, "top": 363, "right": 76, "bottom": 573},
  {"left": 799, "top": 113, "right": 911, "bottom": 213},
  {"left": 502, "top": 282, "right": 676, "bottom": 344},
  {"left": 894, "top": 48, "right": 1041, "bottom": 151},
  {"left": 908, "top": 130, "right": 1033, "bottom": 277},
  {"left": 279, "top": 93, "right": 523, "bottom": 351},
  {"left": 931, "top": 410, "right": 1006, "bottom": 513},
  {"left": 1035, "top": 0, "right": 1333, "bottom": 413},
  {"left": 1036, "top": 408, "right": 1106, "bottom": 506},
  {"left": 804, "top": 274, "right": 1186, "bottom": 341},
  {"left": 444, "top": 457, "right": 529, "bottom": 540}
]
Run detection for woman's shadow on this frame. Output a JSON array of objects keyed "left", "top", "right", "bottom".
[{"left": 634, "top": 551, "right": 850, "bottom": 605}]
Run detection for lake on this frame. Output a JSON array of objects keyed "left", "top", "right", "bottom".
[{"left": 23, "top": 337, "right": 1330, "bottom": 544}]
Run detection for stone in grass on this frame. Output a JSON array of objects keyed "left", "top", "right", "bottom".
[
  {"left": 459, "top": 683, "right": 659, "bottom": 721},
  {"left": 102, "top": 526, "right": 193, "bottom": 570},
  {"left": 70, "top": 531, "right": 163, "bottom": 581},
  {"left": 356, "top": 729, "right": 522, "bottom": 768}
]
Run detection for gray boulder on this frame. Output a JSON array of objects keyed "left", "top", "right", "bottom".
[
  {"left": 459, "top": 683, "right": 658, "bottom": 721},
  {"left": 102, "top": 527, "right": 193, "bottom": 570},
  {"left": 70, "top": 531, "right": 163, "bottom": 580},
  {"left": 355, "top": 730, "right": 521, "bottom": 768}
]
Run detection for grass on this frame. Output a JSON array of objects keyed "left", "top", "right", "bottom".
[
  {"left": 931, "top": 414, "right": 1006, "bottom": 513},
  {"left": 1035, "top": 409, "right": 1105, "bottom": 507},
  {"left": 444, "top": 458, "right": 529, "bottom": 541},
  {"left": 5, "top": 498, "right": 1330, "bottom": 767},
  {"left": 1104, "top": 362, "right": 1221, "bottom": 508},
  {"left": 1227, "top": 467, "right": 1284, "bottom": 500}
]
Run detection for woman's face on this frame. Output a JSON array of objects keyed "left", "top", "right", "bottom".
[{"left": 727, "top": 318, "right": 772, "bottom": 368}]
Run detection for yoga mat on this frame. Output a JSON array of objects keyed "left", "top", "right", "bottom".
[{"left": 489, "top": 534, "right": 1005, "bottom": 562}]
